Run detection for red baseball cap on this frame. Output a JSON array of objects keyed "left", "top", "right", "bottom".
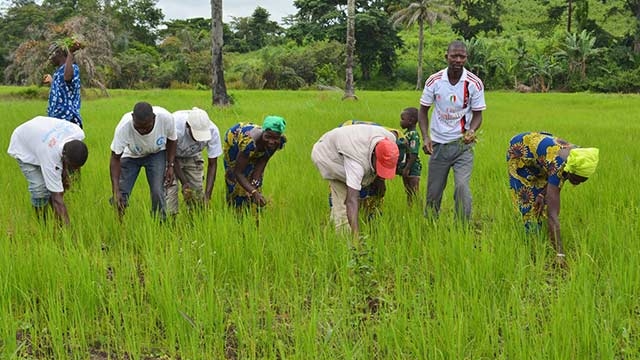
[{"left": 374, "top": 138, "right": 399, "bottom": 179}]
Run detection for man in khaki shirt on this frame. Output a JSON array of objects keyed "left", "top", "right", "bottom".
[{"left": 311, "top": 125, "right": 399, "bottom": 234}]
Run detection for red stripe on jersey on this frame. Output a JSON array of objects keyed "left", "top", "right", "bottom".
[
  {"left": 466, "top": 73, "right": 484, "bottom": 91},
  {"left": 424, "top": 70, "right": 445, "bottom": 87}
]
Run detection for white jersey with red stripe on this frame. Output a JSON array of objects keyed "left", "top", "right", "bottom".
[{"left": 419, "top": 68, "right": 486, "bottom": 144}]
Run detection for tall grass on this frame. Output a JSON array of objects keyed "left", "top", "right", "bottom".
[{"left": 1, "top": 87, "right": 638, "bottom": 359}]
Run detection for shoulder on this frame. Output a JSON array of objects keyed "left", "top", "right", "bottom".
[
  {"left": 464, "top": 70, "right": 484, "bottom": 91},
  {"left": 115, "top": 113, "right": 133, "bottom": 132},
  {"left": 424, "top": 69, "right": 446, "bottom": 87}
]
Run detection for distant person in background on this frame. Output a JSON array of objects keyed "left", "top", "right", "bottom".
[
  {"left": 165, "top": 107, "right": 223, "bottom": 216},
  {"left": 418, "top": 40, "right": 486, "bottom": 222},
  {"left": 222, "top": 116, "right": 287, "bottom": 212},
  {"left": 8, "top": 117, "right": 88, "bottom": 225},
  {"left": 397, "top": 107, "right": 422, "bottom": 207},
  {"left": 311, "top": 124, "right": 399, "bottom": 234},
  {"left": 507, "top": 132, "right": 599, "bottom": 265},
  {"left": 109, "top": 102, "right": 177, "bottom": 220},
  {"left": 43, "top": 41, "right": 83, "bottom": 128}
]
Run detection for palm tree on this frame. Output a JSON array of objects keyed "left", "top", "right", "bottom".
[
  {"left": 343, "top": 0, "right": 357, "bottom": 100},
  {"left": 556, "top": 29, "right": 600, "bottom": 79},
  {"left": 211, "top": 0, "right": 230, "bottom": 106},
  {"left": 391, "top": 0, "right": 451, "bottom": 90}
]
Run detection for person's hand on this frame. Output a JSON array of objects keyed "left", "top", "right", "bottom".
[
  {"left": 251, "top": 191, "right": 267, "bottom": 207},
  {"left": 69, "top": 40, "right": 84, "bottom": 53},
  {"left": 113, "top": 193, "right": 126, "bottom": 217},
  {"left": 463, "top": 129, "right": 477, "bottom": 144},
  {"left": 164, "top": 166, "right": 174, "bottom": 187},
  {"left": 422, "top": 137, "right": 433, "bottom": 155},
  {"left": 554, "top": 253, "right": 568, "bottom": 271},
  {"left": 182, "top": 184, "right": 193, "bottom": 201},
  {"left": 402, "top": 166, "right": 410, "bottom": 178},
  {"left": 42, "top": 74, "right": 52, "bottom": 85}
]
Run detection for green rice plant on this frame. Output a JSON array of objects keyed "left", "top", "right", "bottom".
[{"left": 1, "top": 88, "right": 639, "bottom": 359}]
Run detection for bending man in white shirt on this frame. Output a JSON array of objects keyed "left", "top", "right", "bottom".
[
  {"left": 8, "top": 117, "right": 88, "bottom": 225},
  {"left": 109, "top": 102, "right": 177, "bottom": 220},
  {"left": 165, "top": 107, "right": 223, "bottom": 215}
]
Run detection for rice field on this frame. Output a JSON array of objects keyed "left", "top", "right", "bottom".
[{"left": 1, "top": 87, "right": 639, "bottom": 359}]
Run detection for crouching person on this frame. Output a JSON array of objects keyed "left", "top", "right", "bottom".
[
  {"left": 165, "top": 107, "right": 222, "bottom": 215},
  {"left": 8, "top": 116, "right": 88, "bottom": 225}
]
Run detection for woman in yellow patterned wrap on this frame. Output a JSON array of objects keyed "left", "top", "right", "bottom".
[{"left": 507, "top": 132, "right": 599, "bottom": 263}]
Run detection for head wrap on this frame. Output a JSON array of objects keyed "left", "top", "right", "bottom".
[
  {"left": 565, "top": 148, "right": 599, "bottom": 178},
  {"left": 262, "top": 116, "right": 286, "bottom": 134},
  {"left": 48, "top": 43, "right": 62, "bottom": 58}
]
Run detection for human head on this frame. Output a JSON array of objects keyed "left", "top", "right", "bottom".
[
  {"left": 565, "top": 148, "right": 599, "bottom": 184},
  {"left": 186, "top": 107, "right": 212, "bottom": 142},
  {"left": 261, "top": 116, "right": 286, "bottom": 151},
  {"left": 262, "top": 115, "right": 286, "bottom": 134},
  {"left": 62, "top": 140, "right": 88, "bottom": 171},
  {"left": 445, "top": 40, "right": 467, "bottom": 72},
  {"left": 132, "top": 102, "right": 155, "bottom": 135},
  {"left": 374, "top": 138, "right": 399, "bottom": 179},
  {"left": 400, "top": 107, "right": 418, "bottom": 129},
  {"left": 47, "top": 43, "right": 67, "bottom": 65}
]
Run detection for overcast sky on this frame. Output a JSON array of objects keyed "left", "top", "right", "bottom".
[{"left": 156, "top": 0, "right": 297, "bottom": 23}]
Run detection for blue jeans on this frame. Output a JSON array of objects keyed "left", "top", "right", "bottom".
[
  {"left": 16, "top": 159, "right": 51, "bottom": 207},
  {"left": 119, "top": 151, "right": 167, "bottom": 218}
]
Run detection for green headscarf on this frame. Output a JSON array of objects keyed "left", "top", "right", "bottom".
[
  {"left": 262, "top": 116, "right": 286, "bottom": 134},
  {"left": 565, "top": 148, "right": 599, "bottom": 178}
]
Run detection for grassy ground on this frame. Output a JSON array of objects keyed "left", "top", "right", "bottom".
[{"left": 1, "top": 87, "right": 639, "bottom": 359}]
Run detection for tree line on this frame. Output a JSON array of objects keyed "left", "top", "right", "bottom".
[{"left": 2, "top": 0, "right": 640, "bottom": 95}]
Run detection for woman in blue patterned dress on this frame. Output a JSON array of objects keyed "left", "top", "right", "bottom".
[
  {"left": 507, "top": 132, "right": 599, "bottom": 261},
  {"left": 223, "top": 116, "right": 286, "bottom": 210}
]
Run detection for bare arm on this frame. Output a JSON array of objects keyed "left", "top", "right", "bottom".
[
  {"left": 63, "top": 53, "right": 75, "bottom": 82},
  {"left": 109, "top": 151, "right": 125, "bottom": 215},
  {"left": 164, "top": 139, "right": 177, "bottom": 186},
  {"left": 545, "top": 183, "right": 564, "bottom": 255},
  {"left": 346, "top": 186, "right": 360, "bottom": 234},
  {"left": 233, "top": 152, "right": 270, "bottom": 207},
  {"left": 50, "top": 192, "right": 70, "bottom": 225},
  {"left": 418, "top": 104, "right": 432, "bottom": 155},
  {"left": 403, "top": 153, "right": 417, "bottom": 177},
  {"left": 463, "top": 110, "right": 484, "bottom": 144},
  {"left": 173, "top": 158, "right": 188, "bottom": 185},
  {"left": 204, "top": 156, "right": 218, "bottom": 202}
]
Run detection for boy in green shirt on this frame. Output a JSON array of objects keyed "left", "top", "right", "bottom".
[{"left": 397, "top": 107, "right": 422, "bottom": 206}]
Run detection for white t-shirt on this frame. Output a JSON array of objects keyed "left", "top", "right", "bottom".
[
  {"left": 172, "top": 110, "right": 223, "bottom": 159},
  {"left": 419, "top": 68, "right": 486, "bottom": 144},
  {"left": 311, "top": 125, "right": 395, "bottom": 190},
  {"left": 110, "top": 106, "right": 177, "bottom": 158},
  {"left": 8, "top": 116, "right": 85, "bottom": 193}
]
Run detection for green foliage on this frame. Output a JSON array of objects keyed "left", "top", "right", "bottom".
[
  {"left": 450, "top": 0, "right": 504, "bottom": 39},
  {"left": 1, "top": 0, "right": 640, "bottom": 92},
  {"left": 1, "top": 85, "right": 49, "bottom": 99}
]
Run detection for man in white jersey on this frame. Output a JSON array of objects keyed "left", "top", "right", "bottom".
[
  {"left": 418, "top": 40, "right": 486, "bottom": 221},
  {"left": 110, "top": 102, "right": 177, "bottom": 220},
  {"left": 311, "top": 125, "right": 399, "bottom": 234},
  {"left": 8, "top": 117, "right": 88, "bottom": 225},
  {"left": 165, "top": 107, "right": 223, "bottom": 215}
]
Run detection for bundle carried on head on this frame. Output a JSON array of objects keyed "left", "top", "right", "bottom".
[{"left": 49, "top": 36, "right": 85, "bottom": 56}]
